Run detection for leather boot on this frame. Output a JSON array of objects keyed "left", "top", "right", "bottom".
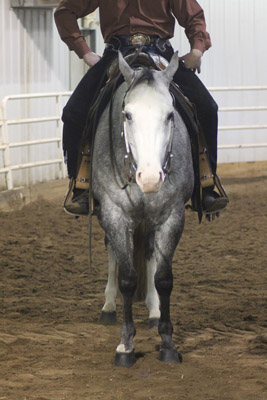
[
  {"left": 202, "top": 186, "right": 229, "bottom": 214},
  {"left": 64, "top": 187, "right": 89, "bottom": 216}
]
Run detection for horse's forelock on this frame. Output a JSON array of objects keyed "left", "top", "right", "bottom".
[{"left": 131, "top": 68, "right": 156, "bottom": 90}]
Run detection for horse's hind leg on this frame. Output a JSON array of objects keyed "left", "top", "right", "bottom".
[{"left": 99, "top": 241, "right": 117, "bottom": 325}]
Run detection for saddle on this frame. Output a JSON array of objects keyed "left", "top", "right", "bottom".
[{"left": 74, "top": 52, "right": 225, "bottom": 222}]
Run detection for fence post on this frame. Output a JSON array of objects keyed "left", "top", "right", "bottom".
[
  {"left": 1, "top": 97, "right": 13, "bottom": 190},
  {"left": 56, "top": 94, "right": 64, "bottom": 179}
]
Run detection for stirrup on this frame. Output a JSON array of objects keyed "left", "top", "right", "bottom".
[
  {"left": 76, "top": 144, "right": 90, "bottom": 190},
  {"left": 63, "top": 142, "right": 92, "bottom": 216},
  {"left": 63, "top": 178, "right": 76, "bottom": 215},
  {"left": 188, "top": 173, "right": 229, "bottom": 219},
  {"left": 198, "top": 133, "right": 229, "bottom": 217},
  {"left": 63, "top": 178, "right": 96, "bottom": 217},
  {"left": 63, "top": 178, "right": 88, "bottom": 216},
  {"left": 203, "top": 189, "right": 229, "bottom": 214},
  {"left": 213, "top": 174, "right": 228, "bottom": 200},
  {"left": 202, "top": 175, "right": 229, "bottom": 220}
]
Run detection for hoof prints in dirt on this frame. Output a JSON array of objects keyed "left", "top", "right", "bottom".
[{"left": 0, "top": 164, "right": 267, "bottom": 400}]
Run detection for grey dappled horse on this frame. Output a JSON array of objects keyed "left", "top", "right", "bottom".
[{"left": 92, "top": 52, "right": 194, "bottom": 367}]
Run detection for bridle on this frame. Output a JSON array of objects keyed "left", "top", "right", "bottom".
[
  {"left": 121, "top": 108, "right": 137, "bottom": 188},
  {"left": 120, "top": 78, "right": 175, "bottom": 188}
]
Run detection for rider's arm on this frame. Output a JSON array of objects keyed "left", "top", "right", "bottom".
[
  {"left": 54, "top": 0, "right": 99, "bottom": 58},
  {"left": 170, "top": 0, "right": 212, "bottom": 53}
]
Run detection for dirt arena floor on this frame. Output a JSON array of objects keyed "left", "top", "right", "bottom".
[{"left": 0, "top": 162, "right": 266, "bottom": 400}]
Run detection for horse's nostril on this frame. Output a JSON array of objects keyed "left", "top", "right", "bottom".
[
  {"left": 159, "top": 171, "right": 163, "bottom": 181},
  {"left": 138, "top": 172, "right": 142, "bottom": 179}
]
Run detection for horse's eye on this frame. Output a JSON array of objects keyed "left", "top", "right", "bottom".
[
  {"left": 125, "top": 112, "right": 132, "bottom": 121},
  {"left": 167, "top": 112, "right": 174, "bottom": 121}
]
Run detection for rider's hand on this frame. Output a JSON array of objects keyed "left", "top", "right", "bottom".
[
  {"left": 83, "top": 52, "right": 101, "bottom": 67},
  {"left": 179, "top": 49, "right": 203, "bottom": 73}
]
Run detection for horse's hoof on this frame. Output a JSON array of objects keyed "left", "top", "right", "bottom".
[
  {"left": 158, "top": 348, "right": 182, "bottom": 363},
  {"left": 114, "top": 350, "right": 136, "bottom": 368},
  {"left": 149, "top": 318, "right": 159, "bottom": 329},
  {"left": 98, "top": 311, "right": 117, "bottom": 325}
]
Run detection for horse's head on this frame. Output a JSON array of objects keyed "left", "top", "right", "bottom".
[{"left": 119, "top": 52, "right": 179, "bottom": 194}]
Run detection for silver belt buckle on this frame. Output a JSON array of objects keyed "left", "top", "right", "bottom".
[{"left": 130, "top": 33, "right": 150, "bottom": 47}]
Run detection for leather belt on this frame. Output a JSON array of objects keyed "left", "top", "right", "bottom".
[{"left": 106, "top": 34, "right": 172, "bottom": 51}]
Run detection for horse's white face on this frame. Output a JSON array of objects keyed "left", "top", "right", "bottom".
[
  {"left": 119, "top": 52, "right": 179, "bottom": 194},
  {"left": 124, "top": 80, "right": 174, "bottom": 193}
]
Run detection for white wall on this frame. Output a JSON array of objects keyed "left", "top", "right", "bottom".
[
  {"left": 171, "top": 0, "right": 267, "bottom": 163},
  {"left": 0, "top": 2, "right": 69, "bottom": 97},
  {"left": 0, "top": 1, "right": 70, "bottom": 189},
  {"left": 0, "top": 0, "right": 267, "bottom": 190}
]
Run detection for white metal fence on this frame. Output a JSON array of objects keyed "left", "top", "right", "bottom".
[
  {"left": 210, "top": 86, "right": 267, "bottom": 151},
  {"left": 0, "top": 92, "right": 71, "bottom": 190},
  {"left": 0, "top": 87, "right": 267, "bottom": 191}
]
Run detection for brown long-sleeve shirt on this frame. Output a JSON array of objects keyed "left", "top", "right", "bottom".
[{"left": 54, "top": 0, "right": 211, "bottom": 58}]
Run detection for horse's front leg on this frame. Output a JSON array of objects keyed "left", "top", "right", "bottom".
[
  {"left": 154, "top": 206, "right": 185, "bottom": 363},
  {"left": 115, "top": 250, "right": 137, "bottom": 367},
  {"left": 101, "top": 211, "right": 137, "bottom": 367}
]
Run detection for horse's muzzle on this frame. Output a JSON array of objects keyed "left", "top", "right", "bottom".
[{"left": 136, "top": 168, "right": 164, "bottom": 193}]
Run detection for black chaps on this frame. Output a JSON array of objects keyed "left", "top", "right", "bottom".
[{"left": 62, "top": 42, "right": 218, "bottom": 179}]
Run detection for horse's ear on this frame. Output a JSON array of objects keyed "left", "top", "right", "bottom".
[
  {"left": 162, "top": 51, "right": 179, "bottom": 83},
  {"left": 118, "top": 51, "right": 135, "bottom": 87}
]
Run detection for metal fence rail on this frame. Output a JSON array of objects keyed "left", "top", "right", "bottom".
[
  {"left": 0, "top": 87, "right": 267, "bottom": 191},
  {"left": 0, "top": 92, "right": 71, "bottom": 190},
  {"left": 209, "top": 86, "right": 267, "bottom": 151}
]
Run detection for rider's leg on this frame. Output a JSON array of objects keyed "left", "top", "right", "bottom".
[
  {"left": 62, "top": 55, "right": 112, "bottom": 215},
  {"left": 173, "top": 62, "right": 218, "bottom": 174},
  {"left": 172, "top": 61, "right": 228, "bottom": 214}
]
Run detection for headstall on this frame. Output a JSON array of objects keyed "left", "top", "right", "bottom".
[{"left": 121, "top": 78, "right": 175, "bottom": 188}]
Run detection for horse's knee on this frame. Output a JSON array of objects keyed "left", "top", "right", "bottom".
[
  {"left": 155, "top": 269, "right": 173, "bottom": 296},
  {"left": 118, "top": 267, "right": 137, "bottom": 297}
]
